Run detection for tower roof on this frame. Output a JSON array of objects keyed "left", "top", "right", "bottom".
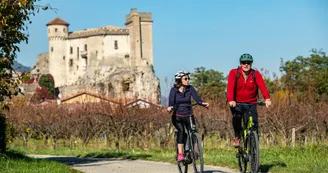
[{"left": 46, "top": 17, "right": 69, "bottom": 26}]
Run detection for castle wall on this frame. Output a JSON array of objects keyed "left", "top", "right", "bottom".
[
  {"left": 21, "top": 83, "right": 36, "bottom": 93},
  {"left": 125, "top": 9, "right": 140, "bottom": 67},
  {"left": 30, "top": 52, "right": 49, "bottom": 75},
  {"left": 48, "top": 37, "right": 67, "bottom": 87},
  {"left": 140, "top": 21, "right": 153, "bottom": 66},
  {"left": 64, "top": 34, "right": 131, "bottom": 86},
  {"left": 85, "top": 36, "right": 104, "bottom": 61},
  {"left": 66, "top": 37, "right": 87, "bottom": 85},
  {"left": 103, "top": 35, "right": 130, "bottom": 59}
]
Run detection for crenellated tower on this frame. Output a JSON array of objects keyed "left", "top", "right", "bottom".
[
  {"left": 125, "top": 8, "right": 153, "bottom": 67},
  {"left": 46, "top": 17, "right": 69, "bottom": 87}
]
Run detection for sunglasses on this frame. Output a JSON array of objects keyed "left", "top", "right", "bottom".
[
  {"left": 182, "top": 77, "right": 190, "bottom": 81},
  {"left": 241, "top": 61, "right": 252, "bottom": 65}
]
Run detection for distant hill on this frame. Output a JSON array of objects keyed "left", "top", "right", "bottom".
[{"left": 13, "top": 60, "right": 30, "bottom": 72}]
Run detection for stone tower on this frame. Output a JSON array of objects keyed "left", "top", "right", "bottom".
[
  {"left": 125, "top": 8, "right": 153, "bottom": 67},
  {"left": 46, "top": 18, "right": 69, "bottom": 87}
]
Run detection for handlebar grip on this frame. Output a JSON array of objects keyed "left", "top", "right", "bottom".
[{"left": 257, "top": 101, "right": 265, "bottom": 106}]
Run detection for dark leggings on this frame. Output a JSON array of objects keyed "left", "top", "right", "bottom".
[
  {"left": 172, "top": 114, "right": 196, "bottom": 144},
  {"left": 230, "top": 104, "right": 258, "bottom": 138}
]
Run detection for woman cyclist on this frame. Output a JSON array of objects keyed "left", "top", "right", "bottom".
[{"left": 167, "top": 70, "right": 209, "bottom": 161}]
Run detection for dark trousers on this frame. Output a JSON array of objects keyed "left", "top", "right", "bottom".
[
  {"left": 230, "top": 104, "right": 259, "bottom": 139},
  {"left": 172, "top": 114, "right": 196, "bottom": 144}
]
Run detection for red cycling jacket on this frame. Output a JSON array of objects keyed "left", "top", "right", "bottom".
[{"left": 227, "top": 67, "right": 270, "bottom": 103}]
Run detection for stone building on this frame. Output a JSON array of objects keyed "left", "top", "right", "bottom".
[{"left": 31, "top": 8, "right": 160, "bottom": 104}]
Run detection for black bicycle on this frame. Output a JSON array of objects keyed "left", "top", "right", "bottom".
[
  {"left": 171, "top": 103, "right": 205, "bottom": 173},
  {"left": 235, "top": 101, "right": 265, "bottom": 173}
]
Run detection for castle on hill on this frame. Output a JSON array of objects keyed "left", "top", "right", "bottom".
[{"left": 30, "top": 8, "right": 160, "bottom": 104}]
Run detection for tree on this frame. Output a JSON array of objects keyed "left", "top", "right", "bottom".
[
  {"left": 190, "top": 67, "right": 227, "bottom": 101},
  {"left": 279, "top": 49, "right": 328, "bottom": 102},
  {"left": 38, "top": 74, "right": 55, "bottom": 98},
  {"left": 258, "top": 68, "right": 282, "bottom": 98},
  {"left": 0, "top": 0, "right": 54, "bottom": 152}
]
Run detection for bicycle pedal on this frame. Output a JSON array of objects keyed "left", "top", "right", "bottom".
[{"left": 185, "top": 159, "right": 193, "bottom": 164}]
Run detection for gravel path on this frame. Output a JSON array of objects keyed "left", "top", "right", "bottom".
[{"left": 29, "top": 154, "right": 239, "bottom": 173}]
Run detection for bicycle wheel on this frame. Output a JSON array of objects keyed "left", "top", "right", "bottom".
[
  {"left": 191, "top": 132, "right": 204, "bottom": 173},
  {"left": 249, "top": 131, "right": 259, "bottom": 173},
  {"left": 237, "top": 136, "right": 247, "bottom": 173},
  {"left": 175, "top": 132, "right": 188, "bottom": 173}
]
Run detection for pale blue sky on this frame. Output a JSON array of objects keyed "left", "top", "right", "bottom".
[{"left": 16, "top": 0, "right": 328, "bottom": 96}]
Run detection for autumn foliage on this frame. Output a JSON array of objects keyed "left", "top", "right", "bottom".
[{"left": 5, "top": 94, "right": 328, "bottom": 150}]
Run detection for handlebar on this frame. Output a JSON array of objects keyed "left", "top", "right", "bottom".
[
  {"left": 169, "top": 102, "right": 208, "bottom": 113},
  {"left": 236, "top": 101, "right": 265, "bottom": 107}
]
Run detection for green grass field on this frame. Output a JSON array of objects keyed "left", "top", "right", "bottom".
[
  {"left": 0, "top": 149, "right": 82, "bottom": 173},
  {"left": 11, "top": 144, "right": 328, "bottom": 173}
]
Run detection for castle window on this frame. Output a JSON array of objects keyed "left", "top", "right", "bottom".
[
  {"left": 70, "top": 47, "right": 73, "bottom": 54},
  {"left": 63, "top": 56, "right": 65, "bottom": 60},
  {"left": 55, "top": 28, "right": 58, "bottom": 32},
  {"left": 84, "top": 44, "right": 87, "bottom": 51},
  {"left": 63, "top": 28, "right": 66, "bottom": 32},
  {"left": 114, "top": 40, "right": 118, "bottom": 49},
  {"left": 69, "top": 59, "right": 73, "bottom": 67},
  {"left": 51, "top": 47, "right": 53, "bottom": 52}
]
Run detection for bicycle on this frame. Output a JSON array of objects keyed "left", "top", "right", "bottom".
[
  {"left": 171, "top": 103, "right": 206, "bottom": 173},
  {"left": 235, "top": 101, "right": 265, "bottom": 173}
]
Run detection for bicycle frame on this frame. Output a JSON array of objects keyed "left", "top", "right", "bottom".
[
  {"left": 184, "top": 115, "right": 197, "bottom": 151},
  {"left": 172, "top": 103, "right": 199, "bottom": 160},
  {"left": 171, "top": 103, "right": 206, "bottom": 173},
  {"left": 243, "top": 111, "right": 254, "bottom": 154},
  {"left": 238, "top": 102, "right": 264, "bottom": 140},
  {"left": 236, "top": 101, "right": 265, "bottom": 173},
  {"left": 180, "top": 115, "right": 197, "bottom": 165}
]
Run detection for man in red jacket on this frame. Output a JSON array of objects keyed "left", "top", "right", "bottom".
[{"left": 226, "top": 53, "right": 271, "bottom": 147}]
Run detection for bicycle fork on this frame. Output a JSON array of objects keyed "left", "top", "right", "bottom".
[{"left": 244, "top": 115, "right": 253, "bottom": 154}]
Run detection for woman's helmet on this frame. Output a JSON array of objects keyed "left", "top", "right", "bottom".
[
  {"left": 175, "top": 70, "right": 190, "bottom": 80},
  {"left": 239, "top": 53, "right": 253, "bottom": 62}
]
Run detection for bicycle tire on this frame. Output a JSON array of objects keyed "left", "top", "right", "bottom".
[
  {"left": 175, "top": 132, "right": 188, "bottom": 173},
  {"left": 237, "top": 153, "right": 247, "bottom": 173},
  {"left": 238, "top": 135, "right": 247, "bottom": 173},
  {"left": 249, "top": 131, "right": 259, "bottom": 173},
  {"left": 191, "top": 132, "right": 204, "bottom": 173}
]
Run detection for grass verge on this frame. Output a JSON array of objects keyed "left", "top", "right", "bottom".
[
  {"left": 12, "top": 145, "right": 328, "bottom": 173},
  {"left": 0, "top": 149, "right": 82, "bottom": 173}
]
